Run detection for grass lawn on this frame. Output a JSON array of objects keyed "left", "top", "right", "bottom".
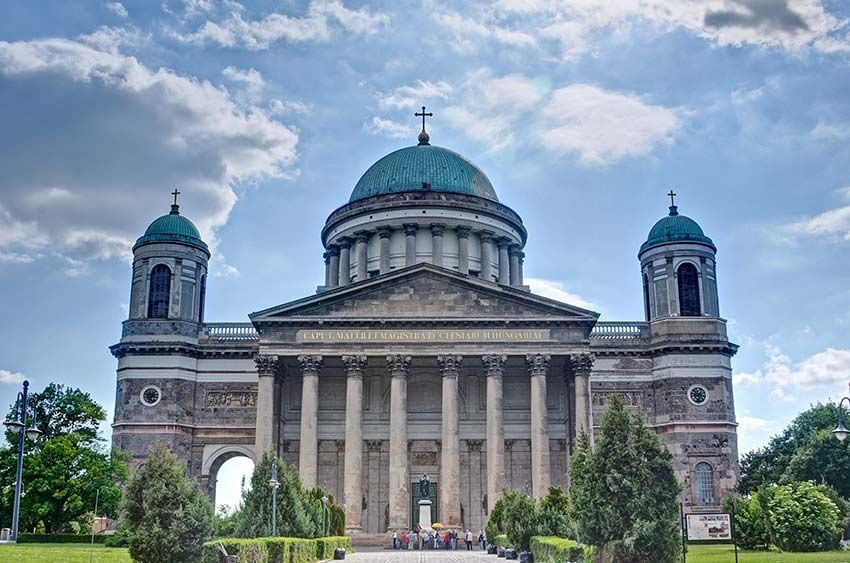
[
  {"left": 688, "top": 544, "right": 850, "bottom": 562},
  {"left": 0, "top": 543, "right": 131, "bottom": 563}
]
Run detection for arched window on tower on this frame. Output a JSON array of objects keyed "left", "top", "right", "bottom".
[
  {"left": 677, "top": 263, "right": 701, "bottom": 317},
  {"left": 694, "top": 462, "right": 715, "bottom": 506},
  {"left": 642, "top": 273, "right": 651, "bottom": 321},
  {"left": 147, "top": 264, "right": 171, "bottom": 319},
  {"left": 198, "top": 274, "right": 206, "bottom": 323}
]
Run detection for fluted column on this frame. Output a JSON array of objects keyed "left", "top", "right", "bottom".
[
  {"left": 298, "top": 355, "right": 323, "bottom": 489},
  {"left": 378, "top": 227, "right": 392, "bottom": 274},
  {"left": 480, "top": 230, "right": 494, "bottom": 281},
  {"left": 438, "top": 355, "right": 462, "bottom": 527},
  {"left": 343, "top": 355, "right": 367, "bottom": 533},
  {"left": 570, "top": 354, "right": 594, "bottom": 442},
  {"left": 430, "top": 223, "right": 445, "bottom": 267},
  {"left": 323, "top": 252, "right": 331, "bottom": 286},
  {"left": 497, "top": 238, "right": 510, "bottom": 285},
  {"left": 354, "top": 231, "right": 370, "bottom": 282},
  {"left": 526, "top": 354, "right": 551, "bottom": 498},
  {"left": 387, "top": 354, "right": 411, "bottom": 530},
  {"left": 254, "top": 355, "right": 281, "bottom": 456},
  {"left": 328, "top": 246, "right": 340, "bottom": 287},
  {"left": 508, "top": 245, "right": 521, "bottom": 287},
  {"left": 403, "top": 224, "right": 418, "bottom": 266},
  {"left": 338, "top": 237, "right": 352, "bottom": 285},
  {"left": 456, "top": 226, "right": 470, "bottom": 274},
  {"left": 483, "top": 355, "right": 506, "bottom": 511}
]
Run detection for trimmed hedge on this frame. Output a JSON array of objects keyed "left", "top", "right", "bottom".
[
  {"left": 18, "top": 533, "right": 108, "bottom": 544},
  {"left": 494, "top": 534, "right": 509, "bottom": 548},
  {"left": 202, "top": 536, "right": 352, "bottom": 563},
  {"left": 530, "top": 536, "right": 591, "bottom": 563}
]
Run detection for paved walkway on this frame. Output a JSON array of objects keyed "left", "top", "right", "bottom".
[{"left": 344, "top": 548, "right": 494, "bottom": 561}]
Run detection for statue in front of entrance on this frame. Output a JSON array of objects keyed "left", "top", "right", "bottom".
[{"left": 419, "top": 474, "right": 430, "bottom": 499}]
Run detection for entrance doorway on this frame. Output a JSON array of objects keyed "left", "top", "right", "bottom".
[{"left": 411, "top": 481, "right": 438, "bottom": 527}]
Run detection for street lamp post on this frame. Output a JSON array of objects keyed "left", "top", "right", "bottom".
[
  {"left": 4, "top": 380, "right": 42, "bottom": 542},
  {"left": 269, "top": 458, "right": 280, "bottom": 536},
  {"left": 832, "top": 384, "right": 850, "bottom": 442}
]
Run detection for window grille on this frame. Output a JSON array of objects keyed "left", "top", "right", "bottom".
[
  {"left": 694, "top": 462, "right": 715, "bottom": 506},
  {"left": 677, "top": 263, "right": 701, "bottom": 316},
  {"left": 148, "top": 264, "right": 171, "bottom": 319}
]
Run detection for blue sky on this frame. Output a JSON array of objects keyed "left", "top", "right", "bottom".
[{"left": 1, "top": 0, "right": 850, "bottom": 510}]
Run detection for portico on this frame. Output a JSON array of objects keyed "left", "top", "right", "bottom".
[{"left": 249, "top": 263, "right": 597, "bottom": 534}]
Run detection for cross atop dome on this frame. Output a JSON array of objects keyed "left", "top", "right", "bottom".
[
  {"left": 170, "top": 188, "right": 181, "bottom": 214},
  {"left": 667, "top": 189, "right": 678, "bottom": 216},
  {"left": 415, "top": 106, "right": 433, "bottom": 145}
]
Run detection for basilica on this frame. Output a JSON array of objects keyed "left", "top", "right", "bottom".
[{"left": 111, "top": 120, "right": 739, "bottom": 535}]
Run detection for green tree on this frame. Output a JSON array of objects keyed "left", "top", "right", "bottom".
[
  {"left": 740, "top": 403, "right": 850, "bottom": 496},
  {"left": 766, "top": 481, "right": 842, "bottom": 552},
  {"left": 569, "top": 396, "right": 681, "bottom": 563},
  {"left": 501, "top": 489, "right": 540, "bottom": 551},
  {"left": 0, "top": 383, "right": 128, "bottom": 532},
  {"left": 485, "top": 496, "right": 506, "bottom": 541},
  {"left": 119, "top": 443, "right": 213, "bottom": 563},
  {"left": 722, "top": 493, "right": 769, "bottom": 549},
  {"left": 235, "top": 451, "right": 322, "bottom": 538},
  {"left": 538, "top": 486, "right": 572, "bottom": 538}
]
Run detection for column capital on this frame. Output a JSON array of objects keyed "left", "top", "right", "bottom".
[
  {"left": 386, "top": 355, "right": 411, "bottom": 378},
  {"left": 508, "top": 244, "right": 523, "bottom": 257},
  {"left": 298, "top": 355, "right": 323, "bottom": 376},
  {"left": 437, "top": 355, "right": 463, "bottom": 377},
  {"left": 569, "top": 353, "right": 594, "bottom": 377},
  {"left": 327, "top": 244, "right": 340, "bottom": 257},
  {"left": 430, "top": 223, "right": 446, "bottom": 236},
  {"left": 479, "top": 229, "right": 495, "bottom": 243},
  {"left": 496, "top": 236, "right": 511, "bottom": 249},
  {"left": 455, "top": 225, "right": 471, "bottom": 239},
  {"left": 482, "top": 355, "right": 507, "bottom": 376},
  {"left": 337, "top": 236, "right": 353, "bottom": 250},
  {"left": 354, "top": 230, "right": 371, "bottom": 244},
  {"left": 403, "top": 223, "right": 419, "bottom": 236},
  {"left": 378, "top": 226, "right": 393, "bottom": 239},
  {"left": 525, "top": 354, "right": 551, "bottom": 376},
  {"left": 323, "top": 252, "right": 330, "bottom": 264},
  {"left": 342, "top": 355, "right": 368, "bottom": 377},
  {"left": 254, "top": 354, "right": 283, "bottom": 378}
]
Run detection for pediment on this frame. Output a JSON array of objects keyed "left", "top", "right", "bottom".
[{"left": 250, "top": 263, "right": 598, "bottom": 323}]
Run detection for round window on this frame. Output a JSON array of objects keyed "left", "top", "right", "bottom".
[
  {"left": 141, "top": 386, "right": 161, "bottom": 407},
  {"left": 688, "top": 385, "right": 708, "bottom": 406}
]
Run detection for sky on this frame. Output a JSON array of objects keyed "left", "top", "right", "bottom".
[{"left": 1, "top": 0, "right": 850, "bottom": 512}]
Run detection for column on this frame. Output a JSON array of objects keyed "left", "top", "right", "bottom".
[
  {"left": 298, "top": 355, "right": 323, "bottom": 489},
  {"left": 456, "top": 226, "right": 470, "bottom": 274},
  {"left": 387, "top": 354, "right": 411, "bottom": 531},
  {"left": 497, "top": 238, "right": 510, "bottom": 285},
  {"left": 483, "top": 355, "right": 506, "bottom": 511},
  {"left": 518, "top": 251, "right": 525, "bottom": 286},
  {"left": 338, "top": 237, "right": 352, "bottom": 285},
  {"left": 323, "top": 252, "right": 331, "bottom": 287},
  {"left": 343, "top": 355, "right": 367, "bottom": 533},
  {"left": 526, "top": 354, "right": 551, "bottom": 498},
  {"left": 508, "top": 245, "right": 521, "bottom": 287},
  {"left": 479, "top": 230, "right": 494, "bottom": 281},
  {"left": 354, "top": 231, "right": 370, "bottom": 282},
  {"left": 570, "top": 353, "right": 594, "bottom": 442},
  {"left": 403, "top": 224, "right": 418, "bottom": 266},
  {"left": 438, "top": 355, "right": 462, "bottom": 527},
  {"left": 430, "top": 223, "right": 445, "bottom": 267},
  {"left": 378, "top": 227, "right": 392, "bottom": 274},
  {"left": 328, "top": 246, "right": 340, "bottom": 287},
  {"left": 254, "top": 355, "right": 281, "bottom": 456}
]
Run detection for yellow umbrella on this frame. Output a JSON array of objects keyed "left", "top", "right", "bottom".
[{"left": 431, "top": 523, "right": 443, "bottom": 529}]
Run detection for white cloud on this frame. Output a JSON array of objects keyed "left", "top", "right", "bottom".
[
  {"left": 173, "top": 1, "right": 388, "bottom": 50},
  {"left": 787, "top": 205, "right": 850, "bottom": 241},
  {"left": 0, "top": 370, "right": 25, "bottom": 385},
  {"left": 0, "top": 36, "right": 299, "bottom": 268},
  {"left": 538, "top": 84, "right": 681, "bottom": 164},
  {"left": 222, "top": 65, "right": 265, "bottom": 104},
  {"left": 431, "top": 9, "right": 536, "bottom": 53},
  {"left": 377, "top": 80, "right": 453, "bottom": 111},
  {"left": 526, "top": 277, "right": 599, "bottom": 311},
  {"left": 105, "top": 2, "right": 129, "bottom": 18},
  {"left": 363, "top": 117, "right": 411, "bottom": 140},
  {"left": 78, "top": 26, "right": 148, "bottom": 54},
  {"left": 810, "top": 121, "right": 850, "bottom": 141},
  {"left": 269, "top": 98, "right": 310, "bottom": 115}
]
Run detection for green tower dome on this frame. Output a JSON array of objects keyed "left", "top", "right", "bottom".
[
  {"left": 134, "top": 204, "right": 209, "bottom": 253},
  {"left": 349, "top": 143, "right": 498, "bottom": 203},
  {"left": 640, "top": 205, "right": 715, "bottom": 254}
]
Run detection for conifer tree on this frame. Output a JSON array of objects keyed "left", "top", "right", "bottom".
[{"left": 569, "top": 396, "right": 681, "bottom": 563}]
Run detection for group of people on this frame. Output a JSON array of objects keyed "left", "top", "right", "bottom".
[{"left": 392, "top": 528, "right": 487, "bottom": 551}]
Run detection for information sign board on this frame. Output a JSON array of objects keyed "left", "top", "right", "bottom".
[{"left": 686, "top": 513, "right": 732, "bottom": 541}]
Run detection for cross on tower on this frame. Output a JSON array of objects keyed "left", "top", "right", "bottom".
[
  {"left": 172, "top": 189, "right": 181, "bottom": 206},
  {"left": 415, "top": 106, "right": 433, "bottom": 131},
  {"left": 667, "top": 190, "right": 677, "bottom": 207}
]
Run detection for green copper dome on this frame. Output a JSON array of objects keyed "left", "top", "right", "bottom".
[
  {"left": 640, "top": 205, "right": 715, "bottom": 254},
  {"left": 135, "top": 204, "right": 209, "bottom": 252},
  {"left": 349, "top": 144, "right": 498, "bottom": 203}
]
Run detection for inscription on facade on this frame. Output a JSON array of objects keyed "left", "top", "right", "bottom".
[
  {"left": 206, "top": 391, "right": 257, "bottom": 408},
  {"left": 297, "top": 329, "right": 551, "bottom": 343}
]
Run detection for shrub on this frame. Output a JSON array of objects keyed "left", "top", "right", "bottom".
[
  {"left": 722, "top": 493, "right": 769, "bottom": 549},
  {"left": 502, "top": 489, "right": 540, "bottom": 551},
  {"left": 493, "top": 533, "right": 509, "bottom": 548},
  {"left": 485, "top": 497, "right": 506, "bottom": 541},
  {"left": 539, "top": 487, "right": 572, "bottom": 538},
  {"left": 201, "top": 536, "right": 352, "bottom": 563},
  {"left": 766, "top": 481, "right": 842, "bottom": 552},
  {"left": 530, "top": 536, "right": 589, "bottom": 563}
]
